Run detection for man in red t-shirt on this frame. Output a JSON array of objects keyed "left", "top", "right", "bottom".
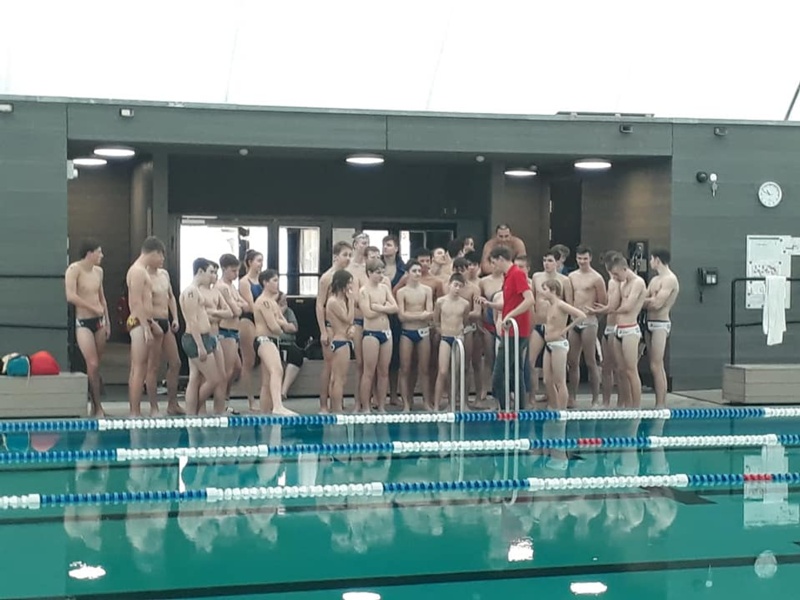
[{"left": 481, "top": 246, "right": 534, "bottom": 410}]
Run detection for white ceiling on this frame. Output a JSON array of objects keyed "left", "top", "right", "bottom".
[{"left": 2, "top": 0, "right": 799, "bottom": 120}]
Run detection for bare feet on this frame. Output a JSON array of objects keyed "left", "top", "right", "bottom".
[
  {"left": 167, "top": 403, "right": 186, "bottom": 416},
  {"left": 272, "top": 405, "right": 297, "bottom": 416}
]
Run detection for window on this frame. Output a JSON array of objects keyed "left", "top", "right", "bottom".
[
  {"left": 279, "top": 226, "right": 320, "bottom": 296},
  {"left": 179, "top": 222, "right": 268, "bottom": 291}
]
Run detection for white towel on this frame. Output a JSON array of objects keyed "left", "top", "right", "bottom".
[{"left": 763, "top": 275, "right": 787, "bottom": 346}]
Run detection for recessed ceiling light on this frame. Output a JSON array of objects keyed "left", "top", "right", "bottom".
[
  {"left": 346, "top": 154, "right": 384, "bottom": 166},
  {"left": 570, "top": 581, "right": 608, "bottom": 595},
  {"left": 93, "top": 146, "right": 135, "bottom": 158},
  {"left": 504, "top": 168, "right": 537, "bottom": 177},
  {"left": 342, "top": 592, "right": 381, "bottom": 600},
  {"left": 575, "top": 159, "right": 611, "bottom": 170},
  {"left": 68, "top": 562, "right": 106, "bottom": 580},
  {"left": 72, "top": 157, "right": 108, "bottom": 167}
]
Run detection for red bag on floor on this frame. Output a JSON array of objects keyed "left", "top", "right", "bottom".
[{"left": 29, "top": 351, "right": 60, "bottom": 375}]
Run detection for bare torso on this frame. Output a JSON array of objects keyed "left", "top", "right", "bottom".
[
  {"left": 532, "top": 271, "right": 569, "bottom": 323},
  {"left": 398, "top": 284, "right": 432, "bottom": 330},
  {"left": 421, "top": 273, "right": 444, "bottom": 301},
  {"left": 199, "top": 286, "right": 223, "bottom": 333},
  {"left": 180, "top": 285, "right": 211, "bottom": 335},
  {"left": 569, "top": 268, "right": 603, "bottom": 313},
  {"left": 618, "top": 274, "right": 647, "bottom": 324},
  {"left": 254, "top": 295, "right": 283, "bottom": 338},
  {"left": 437, "top": 295, "right": 469, "bottom": 337},
  {"left": 347, "top": 263, "right": 368, "bottom": 317},
  {"left": 545, "top": 301, "right": 571, "bottom": 342},
  {"left": 150, "top": 268, "right": 171, "bottom": 320},
  {"left": 219, "top": 280, "right": 244, "bottom": 330},
  {"left": 127, "top": 261, "right": 154, "bottom": 320},
  {"left": 647, "top": 273, "right": 680, "bottom": 321},
  {"left": 326, "top": 296, "right": 351, "bottom": 340},
  {"left": 458, "top": 281, "right": 480, "bottom": 325},
  {"left": 362, "top": 283, "right": 392, "bottom": 330},
  {"left": 68, "top": 263, "right": 104, "bottom": 319}
]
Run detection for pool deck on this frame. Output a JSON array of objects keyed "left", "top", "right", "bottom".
[{"left": 90, "top": 385, "right": 732, "bottom": 418}]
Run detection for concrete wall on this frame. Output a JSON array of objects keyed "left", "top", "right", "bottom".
[
  {"left": 0, "top": 102, "right": 69, "bottom": 365},
  {"left": 671, "top": 124, "right": 800, "bottom": 389}
]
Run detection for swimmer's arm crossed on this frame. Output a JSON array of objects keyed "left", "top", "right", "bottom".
[
  {"left": 612, "top": 280, "right": 646, "bottom": 315},
  {"left": 262, "top": 303, "right": 283, "bottom": 333},
  {"left": 359, "top": 288, "right": 379, "bottom": 318},
  {"left": 644, "top": 283, "right": 674, "bottom": 311},
  {"left": 219, "top": 286, "right": 242, "bottom": 318}
]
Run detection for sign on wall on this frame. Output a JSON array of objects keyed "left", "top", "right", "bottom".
[{"left": 746, "top": 235, "right": 792, "bottom": 309}]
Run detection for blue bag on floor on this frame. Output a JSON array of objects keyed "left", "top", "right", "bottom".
[{"left": 2, "top": 353, "right": 30, "bottom": 377}]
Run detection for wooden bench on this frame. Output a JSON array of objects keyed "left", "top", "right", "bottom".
[
  {"left": 0, "top": 373, "right": 88, "bottom": 419},
  {"left": 722, "top": 364, "right": 800, "bottom": 405}
]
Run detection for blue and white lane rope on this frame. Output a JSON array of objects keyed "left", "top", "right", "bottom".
[
  {"left": 2, "top": 472, "right": 799, "bottom": 510},
  {"left": 0, "top": 434, "right": 796, "bottom": 465},
  {"left": 2, "top": 406, "right": 800, "bottom": 434}
]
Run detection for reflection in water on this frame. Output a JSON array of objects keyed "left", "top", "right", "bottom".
[
  {"left": 64, "top": 431, "right": 108, "bottom": 552},
  {"left": 54, "top": 415, "right": 685, "bottom": 568}
]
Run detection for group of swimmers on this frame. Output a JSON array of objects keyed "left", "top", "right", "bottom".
[{"left": 64, "top": 224, "right": 679, "bottom": 418}]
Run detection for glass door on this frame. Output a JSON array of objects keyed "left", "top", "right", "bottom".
[
  {"left": 363, "top": 223, "right": 456, "bottom": 262},
  {"left": 178, "top": 218, "right": 269, "bottom": 291},
  {"left": 278, "top": 225, "right": 321, "bottom": 296}
]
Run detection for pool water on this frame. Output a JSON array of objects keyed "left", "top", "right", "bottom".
[{"left": 1, "top": 416, "right": 799, "bottom": 599}]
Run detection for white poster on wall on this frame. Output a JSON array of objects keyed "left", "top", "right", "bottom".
[{"left": 745, "top": 235, "right": 791, "bottom": 309}]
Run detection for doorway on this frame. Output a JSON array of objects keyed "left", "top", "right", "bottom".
[
  {"left": 549, "top": 179, "right": 582, "bottom": 269},
  {"left": 178, "top": 221, "right": 269, "bottom": 291},
  {"left": 363, "top": 223, "right": 457, "bottom": 261}
]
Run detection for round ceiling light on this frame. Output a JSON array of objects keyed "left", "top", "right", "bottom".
[
  {"left": 342, "top": 593, "right": 381, "bottom": 600},
  {"left": 72, "top": 157, "right": 108, "bottom": 167},
  {"left": 93, "top": 146, "right": 136, "bottom": 158},
  {"left": 570, "top": 581, "right": 608, "bottom": 595},
  {"left": 346, "top": 154, "right": 384, "bottom": 166},
  {"left": 504, "top": 168, "right": 537, "bottom": 178},
  {"left": 575, "top": 159, "right": 612, "bottom": 170}
]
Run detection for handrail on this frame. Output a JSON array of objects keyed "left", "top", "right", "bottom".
[
  {"left": 729, "top": 277, "right": 800, "bottom": 364},
  {"left": 503, "top": 319, "right": 521, "bottom": 413},
  {"left": 449, "top": 337, "right": 466, "bottom": 413}
]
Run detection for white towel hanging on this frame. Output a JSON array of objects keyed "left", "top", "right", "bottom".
[{"left": 763, "top": 275, "right": 787, "bottom": 346}]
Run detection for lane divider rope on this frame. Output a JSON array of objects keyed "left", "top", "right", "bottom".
[
  {"left": 2, "top": 407, "right": 800, "bottom": 434},
  {"left": 0, "top": 434, "right": 795, "bottom": 465},
  {"left": 1, "top": 472, "right": 798, "bottom": 510}
]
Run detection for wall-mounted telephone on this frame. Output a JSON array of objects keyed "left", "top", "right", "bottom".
[
  {"left": 697, "top": 267, "right": 719, "bottom": 303},
  {"left": 627, "top": 240, "right": 649, "bottom": 280}
]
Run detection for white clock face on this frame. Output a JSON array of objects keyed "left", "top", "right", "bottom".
[{"left": 759, "top": 181, "right": 782, "bottom": 208}]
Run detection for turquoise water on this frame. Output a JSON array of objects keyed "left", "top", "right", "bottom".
[{"left": 1, "top": 417, "right": 799, "bottom": 599}]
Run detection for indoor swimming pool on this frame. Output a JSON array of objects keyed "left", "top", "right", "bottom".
[{"left": 1, "top": 410, "right": 799, "bottom": 599}]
